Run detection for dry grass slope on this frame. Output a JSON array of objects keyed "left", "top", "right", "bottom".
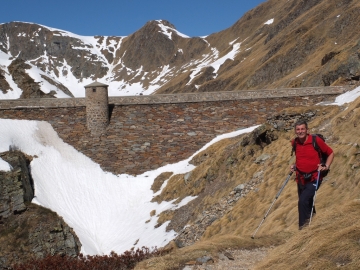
[{"left": 136, "top": 96, "right": 360, "bottom": 269}]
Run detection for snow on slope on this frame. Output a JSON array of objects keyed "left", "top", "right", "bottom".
[
  {"left": 0, "top": 119, "right": 258, "bottom": 255},
  {"left": 0, "top": 157, "right": 11, "bottom": 171},
  {"left": 331, "top": 86, "right": 360, "bottom": 106},
  {"left": 156, "top": 20, "right": 190, "bottom": 39},
  {"left": 26, "top": 63, "right": 72, "bottom": 98},
  {"left": 0, "top": 50, "right": 23, "bottom": 99},
  {"left": 186, "top": 38, "right": 244, "bottom": 85},
  {"left": 32, "top": 25, "right": 118, "bottom": 97}
]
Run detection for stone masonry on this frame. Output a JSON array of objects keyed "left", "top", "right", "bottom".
[
  {"left": 0, "top": 87, "right": 349, "bottom": 175},
  {"left": 85, "top": 82, "right": 110, "bottom": 136}
]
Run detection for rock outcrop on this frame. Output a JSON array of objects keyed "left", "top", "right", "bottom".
[
  {"left": 0, "top": 151, "right": 81, "bottom": 269},
  {"left": 7, "top": 58, "right": 57, "bottom": 99},
  {"left": 0, "top": 150, "right": 34, "bottom": 218},
  {"left": 0, "top": 68, "right": 11, "bottom": 94}
]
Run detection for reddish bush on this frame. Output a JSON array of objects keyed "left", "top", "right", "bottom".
[{"left": 12, "top": 246, "right": 164, "bottom": 270}]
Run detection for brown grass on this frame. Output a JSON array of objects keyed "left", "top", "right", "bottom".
[
  {"left": 255, "top": 201, "right": 360, "bottom": 269},
  {"left": 152, "top": 137, "right": 243, "bottom": 205},
  {"left": 151, "top": 172, "right": 173, "bottom": 193}
]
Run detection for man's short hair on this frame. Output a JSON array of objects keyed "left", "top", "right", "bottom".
[{"left": 294, "top": 120, "right": 308, "bottom": 129}]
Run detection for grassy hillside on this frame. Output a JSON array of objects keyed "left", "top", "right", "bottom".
[{"left": 136, "top": 95, "right": 360, "bottom": 269}]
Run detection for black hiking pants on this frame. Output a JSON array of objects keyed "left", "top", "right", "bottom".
[{"left": 297, "top": 180, "right": 321, "bottom": 228}]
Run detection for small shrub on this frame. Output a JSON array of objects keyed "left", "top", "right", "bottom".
[{"left": 12, "top": 246, "right": 166, "bottom": 270}]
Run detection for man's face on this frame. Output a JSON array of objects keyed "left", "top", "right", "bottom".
[{"left": 295, "top": 124, "right": 307, "bottom": 139}]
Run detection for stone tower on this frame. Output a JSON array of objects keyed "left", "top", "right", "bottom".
[{"left": 84, "top": 81, "right": 109, "bottom": 136}]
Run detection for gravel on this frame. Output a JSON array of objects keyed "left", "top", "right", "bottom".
[{"left": 182, "top": 247, "right": 269, "bottom": 270}]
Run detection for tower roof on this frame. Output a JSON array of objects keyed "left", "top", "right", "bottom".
[{"left": 84, "top": 81, "right": 109, "bottom": 88}]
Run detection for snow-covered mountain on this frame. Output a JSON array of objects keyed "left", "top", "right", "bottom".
[
  {"left": 0, "top": 19, "right": 236, "bottom": 98},
  {"left": 1, "top": 0, "right": 359, "bottom": 99}
]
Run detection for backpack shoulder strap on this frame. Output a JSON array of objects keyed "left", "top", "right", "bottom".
[
  {"left": 312, "top": 134, "right": 318, "bottom": 150},
  {"left": 291, "top": 138, "right": 296, "bottom": 156},
  {"left": 312, "top": 134, "right": 323, "bottom": 152},
  {"left": 312, "top": 134, "right": 323, "bottom": 160}
]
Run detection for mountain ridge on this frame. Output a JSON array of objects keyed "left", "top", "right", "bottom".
[{"left": 1, "top": 0, "right": 359, "bottom": 99}]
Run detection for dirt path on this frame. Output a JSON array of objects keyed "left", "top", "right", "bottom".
[{"left": 182, "top": 247, "right": 270, "bottom": 270}]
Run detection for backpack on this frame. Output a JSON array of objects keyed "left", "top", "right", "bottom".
[{"left": 292, "top": 134, "right": 329, "bottom": 177}]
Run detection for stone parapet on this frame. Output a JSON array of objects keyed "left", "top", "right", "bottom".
[
  {"left": 109, "top": 86, "right": 349, "bottom": 105},
  {"left": 0, "top": 98, "right": 86, "bottom": 109},
  {"left": 0, "top": 86, "right": 350, "bottom": 109}
]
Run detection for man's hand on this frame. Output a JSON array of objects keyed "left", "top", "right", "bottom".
[
  {"left": 318, "top": 164, "right": 329, "bottom": 171},
  {"left": 290, "top": 164, "right": 296, "bottom": 172}
]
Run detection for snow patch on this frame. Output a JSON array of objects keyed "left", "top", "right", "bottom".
[
  {"left": 156, "top": 20, "right": 189, "bottom": 39},
  {"left": 264, "top": 18, "right": 274, "bottom": 25},
  {"left": 0, "top": 157, "right": 11, "bottom": 172},
  {"left": 327, "top": 86, "right": 360, "bottom": 106},
  {"left": 296, "top": 71, "right": 307, "bottom": 77}
]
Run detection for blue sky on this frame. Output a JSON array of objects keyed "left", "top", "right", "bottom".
[{"left": 2, "top": 0, "right": 265, "bottom": 37}]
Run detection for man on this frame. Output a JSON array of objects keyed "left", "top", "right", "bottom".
[{"left": 290, "top": 120, "right": 334, "bottom": 229}]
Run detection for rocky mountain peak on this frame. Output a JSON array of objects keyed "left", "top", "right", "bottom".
[
  {"left": 119, "top": 20, "right": 180, "bottom": 71},
  {"left": 141, "top": 19, "right": 177, "bottom": 32}
]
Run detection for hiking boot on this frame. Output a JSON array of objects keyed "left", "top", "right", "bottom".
[{"left": 299, "top": 219, "right": 310, "bottom": 230}]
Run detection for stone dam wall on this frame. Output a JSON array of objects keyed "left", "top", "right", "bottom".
[{"left": 0, "top": 87, "right": 348, "bottom": 175}]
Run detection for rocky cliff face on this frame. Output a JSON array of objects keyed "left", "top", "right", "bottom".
[
  {"left": 0, "top": 151, "right": 81, "bottom": 269},
  {"left": 0, "top": 0, "right": 359, "bottom": 98}
]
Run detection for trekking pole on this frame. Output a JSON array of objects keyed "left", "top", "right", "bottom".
[
  {"left": 309, "top": 170, "right": 321, "bottom": 226},
  {"left": 251, "top": 171, "right": 294, "bottom": 239}
]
